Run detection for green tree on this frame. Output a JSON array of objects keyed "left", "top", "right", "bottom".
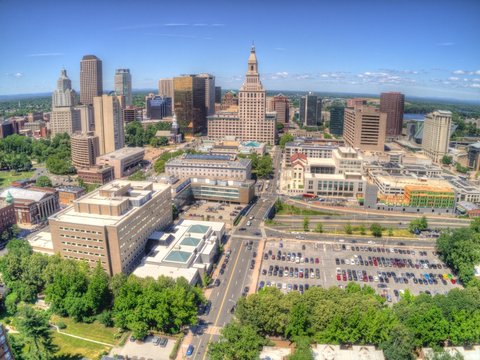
[
  {"left": 314, "top": 223, "right": 323, "bottom": 233},
  {"left": 208, "top": 322, "right": 268, "bottom": 360},
  {"left": 388, "top": 228, "right": 394, "bottom": 237},
  {"left": 276, "top": 123, "right": 285, "bottom": 131},
  {"left": 125, "top": 121, "right": 145, "bottom": 147},
  {"left": 380, "top": 323, "right": 415, "bottom": 360},
  {"left": 128, "top": 170, "right": 147, "bottom": 181},
  {"left": 455, "top": 162, "right": 469, "bottom": 174},
  {"left": 289, "top": 336, "right": 313, "bottom": 360},
  {"left": 255, "top": 155, "right": 273, "bottom": 179},
  {"left": 15, "top": 305, "right": 57, "bottom": 360},
  {"left": 279, "top": 133, "right": 294, "bottom": 149},
  {"left": 441, "top": 155, "right": 453, "bottom": 165},
  {"left": 409, "top": 216, "right": 428, "bottom": 233},
  {"left": 359, "top": 224, "right": 366, "bottom": 235},
  {"left": 344, "top": 223, "right": 353, "bottom": 235},
  {"left": 149, "top": 136, "right": 169, "bottom": 148},
  {"left": 303, "top": 216, "right": 310, "bottom": 232},
  {"left": 46, "top": 154, "right": 75, "bottom": 175},
  {"left": 370, "top": 223, "right": 383, "bottom": 237},
  {"left": 35, "top": 175, "right": 52, "bottom": 188},
  {"left": 285, "top": 302, "right": 311, "bottom": 339}
]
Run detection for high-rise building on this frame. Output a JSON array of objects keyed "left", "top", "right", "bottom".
[
  {"left": 50, "top": 107, "right": 81, "bottom": 136},
  {"left": 71, "top": 132, "right": 100, "bottom": 168},
  {"left": 75, "top": 104, "right": 94, "bottom": 133},
  {"left": 123, "top": 106, "right": 141, "bottom": 123},
  {"left": 80, "top": 55, "right": 103, "bottom": 105},
  {"left": 300, "top": 92, "right": 322, "bottom": 127},
  {"left": 330, "top": 103, "right": 345, "bottom": 136},
  {"left": 215, "top": 86, "right": 222, "bottom": 103},
  {"left": 343, "top": 106, "right": 387, "bottom": 151},
  {"left": 347, "top": 98, "right": 367, "bottom": 108},
  {"left": 52, "top": 69, "right": 77, "bottom": 108},
  {"left": 115, "top": 69, "right": 132, "bottom": 106},
  {"left": 173, "top": 75, "right": 207, "bottom": 135},
  {"left": 223, "top": 91, "right": 238, "bottom": 106},
  {"left": 238, "top": 45, "right": 276, "bottom": 144},
  {"left": 94, "top": 94, "right": 125, "bottom": 155},
  {"left": 422, "top": 110, "right": 452, "bottom": 163},
  {"left": 49, "top": 180, "right": 172, "bottom": 275},
  {"left": 145, "top": 94, "right": 172, "bottom": 119},
  {"left": 380, "top": 92, "right": 405, "bottom": 136},
  {"left": 198, "top": 73, "right": 215, "bottom": 116},
  {"left": 159, "top": 78, "right": 174, "bottom": 99},
  {"left": 272, "top": 94, "right": 290, "bottom": 125}
]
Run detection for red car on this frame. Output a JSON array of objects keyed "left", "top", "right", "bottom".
[
  {"left": 315, "top": 258, "right": 320, "bottom": 264},
  {"left": 336, "top": 274, "right": 341, "bottom": 281},
  {"left": 451, "top": 279, "right": 457, "bottom": 284}
]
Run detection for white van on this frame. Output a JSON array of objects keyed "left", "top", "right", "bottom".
[{"left": 247, "top": 221, "right": 252, "bottom": 226}]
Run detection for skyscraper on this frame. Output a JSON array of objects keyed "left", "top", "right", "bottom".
[
  {"left": 80, "top": 55, "right": 103, "bottom": 105},
  {"left": 422, "top": 110, "right": 452, "bottom": 163},
  {"left": 71, "top": 132, "right": 100, "bottom": 168},
  {"left": 50, "top": 107, "right": 81, "bottom": 136},
  {"left": 238, "top": 45, "right": 276, "bottom": 144},
  {"left": 94, "top": 94, "right": 125, "bottom": 154},
  {"left": 173, "top": 75, "right": 206, "bottom": 135},
  {"left": 198, "top": 73, "right": 215, "bottom": 116},
  {"left": 272, "top": 94, "right": 290, "bottom": 125},
  {"left": 300, "top": 92, "right": 322, "bottom": 127},
  {"left": 343, "top": 106, "right": 387, "bottom": 151},
  {"left": 380, "top": 92, "right": 405, "bottom": 136},
  {"left": 115, "top": 69, "right": 132, "bottom": 106},
  {"left": 159, "top": 78, "right": 174, "bottom": 99},
  {"left": 145, "top": 94, "right": 172, "bottom": 119},
  {"left": 215, "top": 86, "right": 222, "bottom": 103},
  {"left": 52, "top": 69, "right": 77, "bottom": 108},
  {"left": 329, "top": 103, "right": 345, "bottom": 136}
]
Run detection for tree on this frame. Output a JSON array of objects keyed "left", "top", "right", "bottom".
[
  {"left": 128, "top": 170, "right": 147, "bottom": 181},
  {"left": 409, "top": 216, "right": 428, "bottom": 233},
  {"left": 388, "top": 228, "right": 394, "bottom": 237},
  {"left": 314, "top": 223, "right": 323, "bottom": 233},
  {"left": 455, "top": 162, "right": 469, "bottom": 174},
  {"left": 279, "top": 133, "right": 294, "bottom": 149},
  {"left": 255, "top": 155, "right": 273, "bottom": 179},
  {"left": 380, "top": 323, "right": 415, "bottom": 360},
  {"left": 35, "top": 175, "right": 52, "bottom": 188},
  {"left": 285, "top": 302, "right": 311, "bottom": 339},
  {"left": 149, "top": 136, "right": 169, "bottom": 148},
  {"left": 289, "top": 336, "right": 313, "bottom": 360},
  {"left": 46, "top": 154, "right": 75, "bottom": 175},
  {"left": 344, "top": 223, "right": 353, "bottom": 235},
  {"left": 303, "top": 216, "right": 310, "bottom": 232},
  {"left": 427, "top": 351, "right": 465, "bottom": 360},
  {"left": 208, "top": 322, "right": 268, "bottom": 360},
  {"left": 441, "top": 155, "right": 453, "bottom": 165},
  {"left": 15, "top": 305, "right": 57, "bottom": 360},
  {"left": 125, "top": 121, "right": 145, "bottom": 147},
  {"left": 359, "top": 224, "right": 366, "bottom": 235},
  {"left": 370, "top": 223, "right": 383, "bottom": 237}
]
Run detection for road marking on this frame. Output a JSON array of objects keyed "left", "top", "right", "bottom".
[
  {"left": 201, "top": 240, "right": 244, "bottom": 360},
  {"left": 192, "top": 338, "right": 203, "bottom": 359}
]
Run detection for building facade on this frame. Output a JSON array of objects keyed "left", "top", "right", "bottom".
[
  {"left": 272, "top": 94, "right": 290, "bottom": 125},
  {"left": 71, "top": 132, "right": 100, "bottom": 168},
  {"left": 80, "top": 55, "right": 103, "bottom": 105},
  {"left": 77, "top": 165, "right": 114, "bottom": 185},
  {"left": 300, "top": 92, "right": 322, "bottom": 127},
  {"left": 49, "top": 181, "right": 172, "bottom": 275},
  {"left": 343, "top": 106, "right": 387, "bottom": 151},
  {"left": 198, "top": 73, "right": 216, "bottom": 116},
  {"left": 94, "top": 94, "right": 125, "bottom": 154},
  {"left": 422, "top": 110, "right": 452, "bottom": 163},
  {"left": 173, "top": 75, "right": 207, "bottom": 135},
  {"left": 0, "top": 199, "right": 16, "bottom": 234},
  {"left": 52, "top": 69, "right": 77, "bottom": 108},
  {"left": 158, "top": 78, "right": 174, "bottom": 100},
  {"left": 215, "top": 86, "right": 222, "bottom": 103},
  {"left": 50, "top": 107, "right": 81, "bottom": 136},
  {"left": 145, "top": 94, "right": 172, "bottom": 119},
  {"left": 114, "top": 69, "right": 132, "bottom": 106},
  {"left": 380, "top": 92, "right": 405, "bottom": 137},
  {"left": 329, "top": 103, "right": 345, "bottom": 136},
  {"left": 57, "top": 186, "right": 86, "bottom": 206},
  {"left": 96, "top": 147, "right": 145, "bottom": 179}
]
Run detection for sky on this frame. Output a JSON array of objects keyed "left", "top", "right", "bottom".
[{"left": 0, "top": 0, "right": 479, "bottom": 101}]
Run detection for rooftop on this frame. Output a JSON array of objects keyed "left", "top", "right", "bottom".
[
  {"left": 187, "top": 224, "right": 210, "bottom": 234},
  {"left": 0, "top": 187, "right": 50, "bottom": 202},
  {"left": 164, "top": 250, "right": 192, "bottom": 263},
  {"left": 97, "top": 147, "right": 144, "bottom": 161}
]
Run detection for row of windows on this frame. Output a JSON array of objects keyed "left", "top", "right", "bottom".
[
  {"left": 61, "top": 241, "right": 104, "bottom": 250},
  {"left": 59, "top": 226, "right": 102, "bottom": 235},
  {"left": 60, "top": 234, "right": 103, "bottom": 242},
  {"left": 64, "top": 248, "right": 104, "bottom": 256},
  {"left": 65, "top": 255, "right": 107, "bottom": 264}
]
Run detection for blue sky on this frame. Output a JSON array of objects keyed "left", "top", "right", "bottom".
[{"left": 0, "top": 0, "right": 479, "bottom": 101}]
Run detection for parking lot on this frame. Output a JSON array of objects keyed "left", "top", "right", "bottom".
[
  {"left": 112, "top": 335, "right": 175, "bottom": 360},
  {"left": 257, "top": 239, "right": 461, "bottom": 303}
]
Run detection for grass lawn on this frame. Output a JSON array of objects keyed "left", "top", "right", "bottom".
[
  {"left": 50, "top": 315, "right": 119, "bottom": 345},
  {"left": 0, "top": 170, "right": 34, "bottom": 187},
  {"left": 276, "top": 203, "right": 337, "bottom": 216},
  {"left": 52, "top": 332, "right": 111, "bottom": 360}
]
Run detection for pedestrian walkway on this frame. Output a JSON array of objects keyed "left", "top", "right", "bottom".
[
  {"left": 248, "top": 226, "right": 266, "bottom": 295},
  {"left": 50, "top": 324, "right": 114, "bottom": 347}
]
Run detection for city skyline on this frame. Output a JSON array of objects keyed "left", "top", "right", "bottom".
[{"left": 0, "top": 0, "right": 479, "bottom": 101}]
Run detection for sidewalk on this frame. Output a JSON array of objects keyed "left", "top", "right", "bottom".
[{"left": 248, "top": 230, "right": 266, "bottom": 295}]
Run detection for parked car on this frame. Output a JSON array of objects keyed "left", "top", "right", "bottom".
[{"left": 186, "top": 345, "right": 194, "bottom": 356}]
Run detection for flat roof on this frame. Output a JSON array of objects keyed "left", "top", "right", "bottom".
[
  {"left": 133, "top": 262, "right": 198, "bottom": 283},
  {"left": 28, "top": 231, "right": 54, "bottom": 255},
  {"left": 97, "top": 147, "right": 144, "bottom": 160},
  {"left": 164, "top": 250, "right": 192, "bottom": 263},
  {"left": 0, "top": 187, "right": 48, "bottom": 202},
  {"left": 180, "top": 236, "right": 202, "bottom": 246},
  {"left": 187, "top": 224, "right": 210, "bottom": 234}
]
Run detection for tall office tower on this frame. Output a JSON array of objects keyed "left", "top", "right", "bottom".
[
  {"left": 343, "top": 106, "right": 387, "bottom": 151},
  {"left": 300, "top": 92, "right": 321, "bottom": 126},
  {"left": 173, "top": 75, "right": 206, "bottom": 135},
  {"left": 159, "top": 78, "right": 174, "bottom": 99},
  {"left": 52, "top": 69, "right": 77, "bottom": 107},
  {"left": 71, "top": 132, "right": 100, "bottom": 168},
  {"left": 422, "top": 110, "right": 452, "bottom": 163},
  {"left": 380, "top": 92, "right": 405, "bottom": 136},
  {"left": 50, "top": 107, "right": 81, "bottom": 136},
  {"left": 215, "top": 86, "right": 222, "bottom": 103},
  {"left": 238, "top": 45, "right": 276, "bottom": 144},
  {"left": 266, "top": 96, "right": 274, "bottom": 111},
  {"left": 145, "top": 94, "right": 172, "bottom": 119},
  {"left": 329, "top": 103, "right": 345, "bottom": 136},
  {"left": 94, "top": 94, "right": 125, "bottom": 155},
  {"left": 123, "top": 106, "right": 140, "bottom": 123},
  {"left": 115, "top": 69, "right": 132, "bottom": 106},
  {"left": 272, "top": 94, "right": 290, "bottom": 125},
  {"left": 198, "top": 73, "right": 215, "bottom": 116},
  {"left": 223, "top": 91, "right": 238, "bottom": 106},
  {"left": 80, "top": 55, "right": 103, "bottom": 105},
  {"left": 75, "top": 104, "right": 94, "bottom": 133}
]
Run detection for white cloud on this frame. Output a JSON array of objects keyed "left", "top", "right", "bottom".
[
  {"left": 448, "top": 77, "right": 460, "bottom": 81},
  {"left": 471, "top": 84, "right": 480, "bottom": 88},
  {"left": 27, "top": 52, "right": 63, "bottom": 57},
  {"left": 437, "top": 42, "right": 455, "bottom": 46},
  {"left": 5, "top": 72, "right": 24, "bottom": 78},
  {"left": 453, "top": 70, "right": 466, "bottom": 74}
]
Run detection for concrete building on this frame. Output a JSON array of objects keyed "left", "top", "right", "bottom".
[
  {"left": 50, "top": 107, "right": 81, "bottom": 136},
  {"left": 0, "top": 120, "right": 15, "bottom": 139},
  {"left": 123, "top": 106, "right": 141, "bottom": 123},
  {"left": 80, "top": 55, "right": 103, "bottom": 105},
  {"left": 56, "top": 186, "right": 86, "bottom": 206},
  {"left": 114, "top": 69, "right": 132, "bottom": 106},
  {"left": 49, "top": 180, "right": 172, "bottom": 275},
  {"left": 272, "top": 94, "right": 290, "bottom": 125},
  {"left": 0, "top": 199, "right": 16, "bottom": 234},
  {"left": 94, "top": 94, "right": 125, "bottom": 154},
  {"left": 133, "top": 220, "right": 225, "bottom": 285},
  {"left": 380, "top": 92, "right": 404, "bottom": 137},
  {"left": 96, "top": 147, "right": 145, "bottom": 179},
  {"left": 284, "top": 140, "right": 336, "bottom": 165},
  {"left": 166, "top": 153, "right": 252, "bottom": 181},
  {"left": 329, "top": 103, "right": 345, "bottom": 136},
  {"left": 190, "top": 178, "right": 255, "bottom": 204},
  {"left": 346, "top": 98, "right": 367, "bottom": 108},
  {"left": 22, "top": 120, "right": 47, "bottom": 139},
  {"left": 158, "top": 78, "right": 174, "bottom": 100},
  {"left": 76, "top": 165, "right": 114, "bottom": 185},
  {"left": 467, "top": 142, "right": 480, "bottom": 171},
  {"left": 52, "top": 69, "right": 77, "bottom": 108},
  {"left": 71, "top": 132, "right": 100, "bottom": 168},
  {"left": 173, "top": 75, "right": 207, "bottom": 135},
  {"left": 223, "top": 90, "right": 238, "bottom": 106},
  {"left": 0, "top": 187, "right": 60, "bottom": 225},
  {"left": 75, "top": 104, "right": 94, "bottom": 133},
  {"left": 300, "top": 92, "right": 322, "bottom": 127},
  {"left": 145, "top": 94, "right": 172, "bottom": 119},
  {"left": 422, "top": 110, "right": 452, "bottom": 163},
  {"left": 313, "top": 345, "right": 385, "bottom": 360},
  {"left": 198, "top": 73, "right": 215, "bottom": 116},
  {"left": 343, "top": 106, "right": 387, "bottom": 151},
  {"left": 215, "top": 86, "right": 222, "bottom": 103}
]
